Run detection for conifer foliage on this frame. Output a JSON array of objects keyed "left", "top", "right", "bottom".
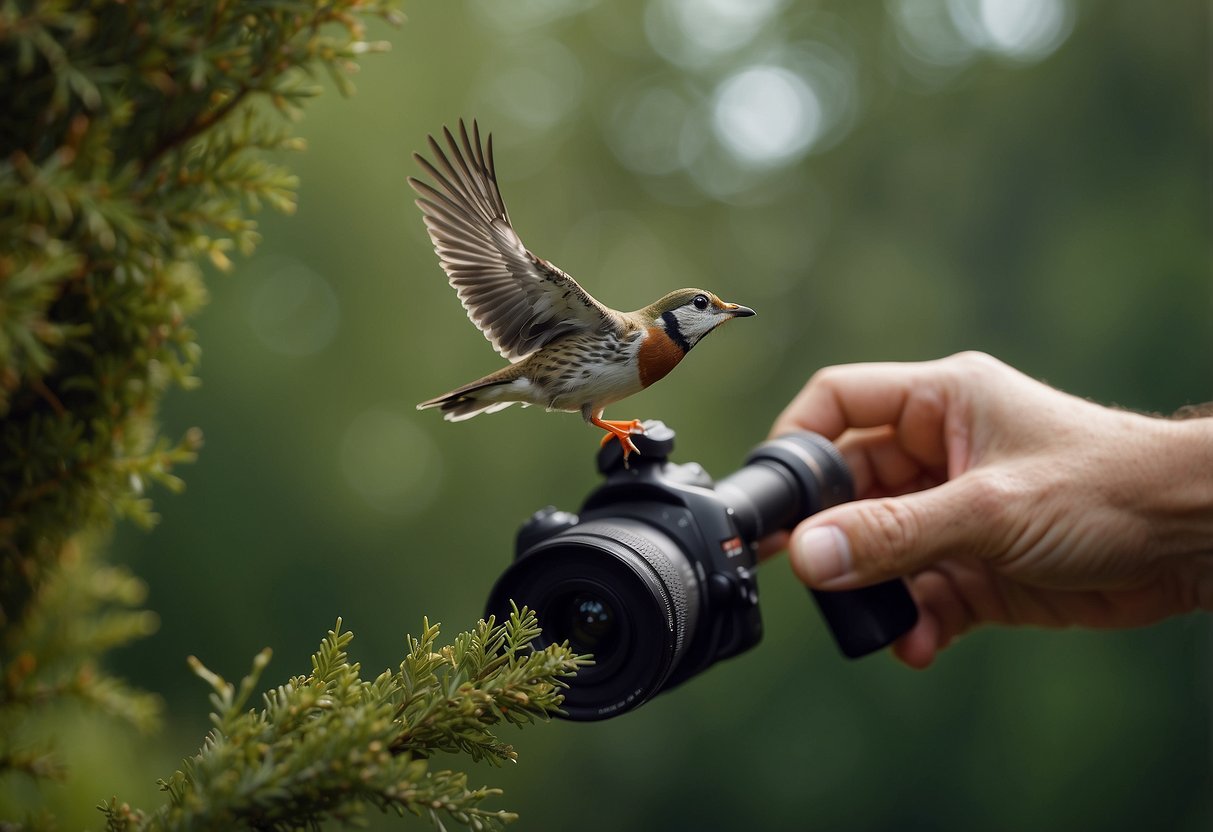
[
  {"left": 101, "top": 609, "right": 588, "bottom": 831},
  {"left": 0, "top": 2, "right": 587, "bottom": 828},
  {"left": 0, "top": 0, "right": 398, "bottom": 648}
]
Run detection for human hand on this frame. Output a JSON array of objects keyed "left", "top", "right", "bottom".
[{"left": 769, "top": 352, "right": 1213, "bottom": 668}]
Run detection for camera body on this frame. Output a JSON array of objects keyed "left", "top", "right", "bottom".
[
  {"left": 515, "top": 424, "right": 765, "bottom": 708},
  {"left": 485, "top": 421, "right": 917, "bottom": 721}
]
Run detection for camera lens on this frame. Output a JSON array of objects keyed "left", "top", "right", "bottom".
[
  {"left": 485, "top": 518, "right": 699, "bottom": 721},
  {"left": 551, "top": 592, "right": 618, "bottom": 655},
  {"left": 717, "top": 432, "right": 919, "bottom": 658}
]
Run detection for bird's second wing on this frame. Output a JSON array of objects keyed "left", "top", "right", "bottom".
[{"left": 409, "top": 120, "right": 615, "bottom": 363}]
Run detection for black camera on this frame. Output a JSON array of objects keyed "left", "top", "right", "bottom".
[{"left": 484, "top": 421, "right": 918, "bottom": 721}]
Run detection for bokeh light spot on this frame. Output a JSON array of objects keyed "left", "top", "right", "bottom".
[
  {"left": 645, "top": 0, "right": 788, "bottom": 68},
  {"left": 246, "top": 259, "right": 340, "bottom": 357},
  {"left": 954, "top": 0, "right": 1073, "bottom": 61},
  {"left": 712, "top": 65, "right": 822, "bottom": 167},
  {"left": 892, "top": 0, "right": 978, "bottom": 70},
  {"left": 339, "top": 410, "right": 441, "bottom": 516}
]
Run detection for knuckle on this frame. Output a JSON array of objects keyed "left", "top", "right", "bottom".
[
  {"left": 950, "top": 350, "right": 998, "bottom": 370},
  {"left": 807, "top": 364, "right": 846, "bottom": 392},
  {"left": 963, "top": 469, "right": 1016, "bottom": 521},
  {"left": 945, "top": 350, "right": 1003, "bottom": 384},
  {"left": 855, "top": 498, "right": 922, "bottom": 576},
  {"left": 957, "top": 470, "right": 1030, "bottom": 561}
]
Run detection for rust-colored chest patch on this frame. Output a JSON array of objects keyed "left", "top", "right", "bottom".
[{"left": 637, "top": 326, "right": 686, "bottom": 388}]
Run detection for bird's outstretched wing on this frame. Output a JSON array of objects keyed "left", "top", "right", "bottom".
[{"left": 409, "top": 120, "right": 616, "bottom": 363}]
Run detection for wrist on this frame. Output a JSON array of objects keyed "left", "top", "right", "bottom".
[{"left": 1134, "top": 415, "right": 1213, "bottom": 562}]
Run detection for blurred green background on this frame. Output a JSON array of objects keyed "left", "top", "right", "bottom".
[{"left": 41, "top": 0, "right": 1213, "bottom": 828}]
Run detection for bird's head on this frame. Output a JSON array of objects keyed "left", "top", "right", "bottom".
[{"left": 637, "top": 288, "right": 755, "bottom": 351}]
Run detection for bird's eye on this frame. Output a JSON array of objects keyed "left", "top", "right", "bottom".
[{"left": 692, "top": 294, "right": 709, "bottom": 310}]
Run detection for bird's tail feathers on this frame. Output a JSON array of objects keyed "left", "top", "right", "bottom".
[
  {"left": 416, "top": 377, "right": 517, "bottom": 422},
  {"left": 439, "top": 399, "right": 516, "bottom": 422}
]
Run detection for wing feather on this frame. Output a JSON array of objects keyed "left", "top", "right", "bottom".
[{"left": 409, "top": 120, "right": 615, "bottom": 363}]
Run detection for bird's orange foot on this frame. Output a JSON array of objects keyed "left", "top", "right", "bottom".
[
  {"left": 596, "top": 419, "right": 645, "bottom": 447},
  {"left": 591, "top": 418, "right": 645, "bottom": 459},
  {"left": 603, "top": 430, "right": 641, "bottom": 459}
]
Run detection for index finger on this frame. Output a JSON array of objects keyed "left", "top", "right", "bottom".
[{"left": 769, "top": 359, "right": 954, "bottom": 469}]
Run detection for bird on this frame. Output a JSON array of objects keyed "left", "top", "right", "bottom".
[{"left": 410, "top": 120, "right": 755, "bottom": 459}]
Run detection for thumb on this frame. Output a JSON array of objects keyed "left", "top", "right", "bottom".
[{"left": 788, "top": 475, "right": 1004, "bottom": 589}]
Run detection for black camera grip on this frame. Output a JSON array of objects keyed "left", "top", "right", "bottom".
[
  {"left": 809, "top": 581, "right": 919, "bottom": 658},
  {"left": 742, "top": 432, "right": 919, "bottom": 659}
]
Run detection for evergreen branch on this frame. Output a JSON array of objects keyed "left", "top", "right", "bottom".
[
  {"left": 0, "top": 540, "right": 162, "bottom": 735},
  {"left": 0, "top": 5, "right": 522, "bottom": 828},
  {"left": 0, "top": 0, "right": 402, "bottom": 658},
  {"left": 0, "top": 747, "right": 66, "bottom": 783},
  {"left": 101, "top": 609, "right": 590, "bottom": 832},
  {"left": 140, "top": 86, "right": 253, "bottom": 176}
]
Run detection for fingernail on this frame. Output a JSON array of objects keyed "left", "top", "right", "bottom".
[{"left": 792, "top": 525, "right": 852, "bottom": 586}]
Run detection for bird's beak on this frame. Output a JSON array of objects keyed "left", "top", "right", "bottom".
[{"left": 723, "top": 303, "right": 756, "bottom": 318}]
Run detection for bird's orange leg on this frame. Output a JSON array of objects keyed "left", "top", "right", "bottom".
[{"left": 590, "top": 415, "right": 645, "bottom": 458}]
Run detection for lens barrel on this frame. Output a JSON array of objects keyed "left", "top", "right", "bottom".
[
  {"left": 485, "top": 518, "right": 699, "bottom": 721},
  {"left": 716, "top": 432, "right": 855, "bottom": 539},
  {"left": 719, "top": 432, "right": 919, "bottom": 659}
]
